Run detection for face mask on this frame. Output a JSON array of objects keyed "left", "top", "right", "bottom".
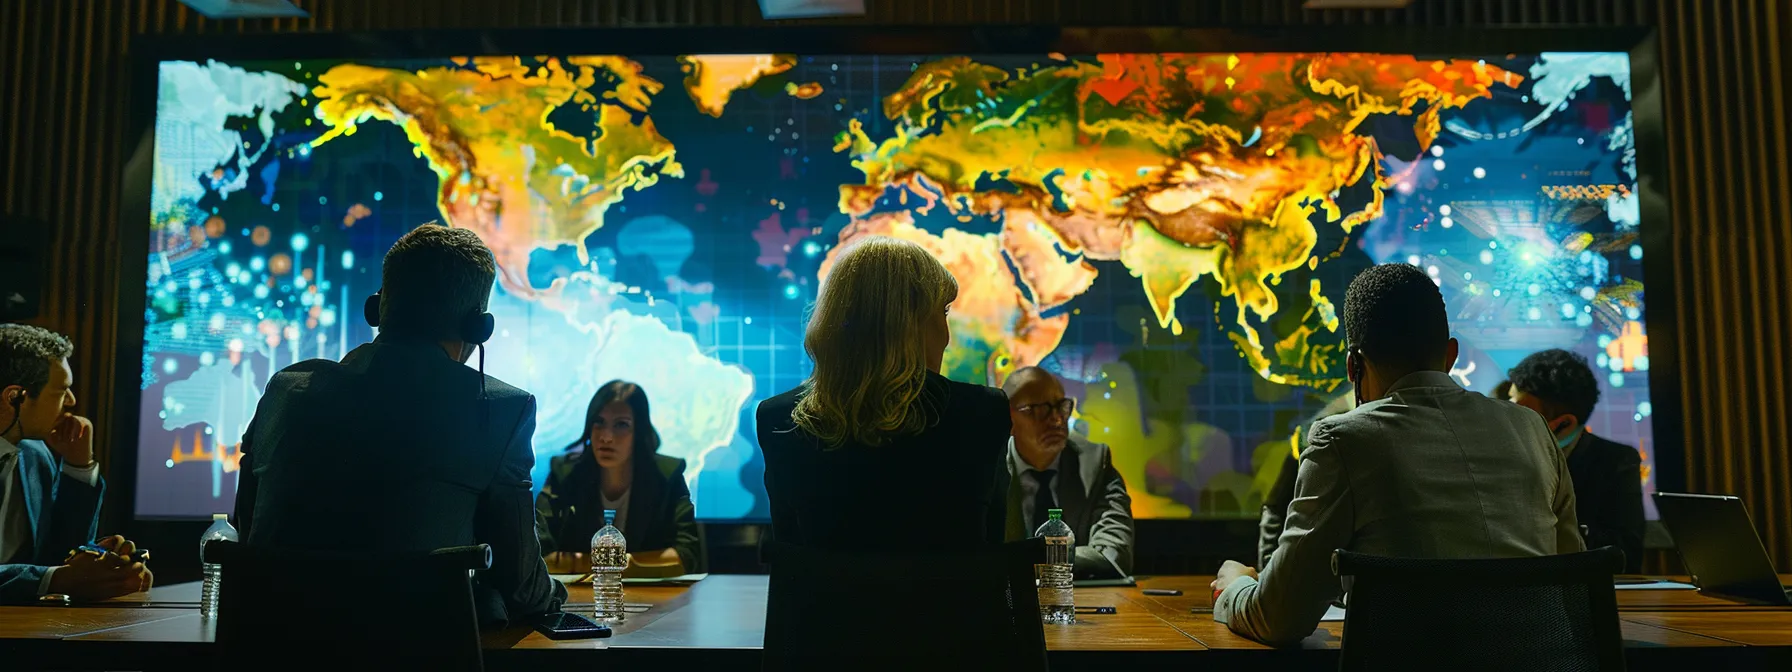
[{"left": 1555, "top": 425, "right": 1584, "bottom": 450}]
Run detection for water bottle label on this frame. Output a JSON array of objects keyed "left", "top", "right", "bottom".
[{"left": 1045, "top": 537, "right": 1071, "bottom": 546}]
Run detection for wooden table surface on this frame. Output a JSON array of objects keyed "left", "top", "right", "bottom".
[
  {"left": 1125, "top": 576, "right": 1792, "bottom": 650},
  {"left": 3, "top": 574, "right": 1789, "bottom": 669}
]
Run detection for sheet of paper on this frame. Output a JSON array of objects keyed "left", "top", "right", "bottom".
[
  {"left": 1075, "top": 576, "right": 1137, "bottom": 588},
  {"left": 1613, "top": 580, "right": 1697, "bottom": 590},
  {"left": 621, "top": 572, "right": 710, "bottom": 585},
  {"left": 1321, "top": 605, "right": 1346, "bottom": 622}
]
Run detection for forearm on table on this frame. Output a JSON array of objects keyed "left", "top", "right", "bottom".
[
  {"left": 1073, "top": 545, "right": 1127, "bottom": 578},
  {"left": 634, "top": 547, "right": 684, "bottom": 568},
  {"left": 0, "top": 564, "right": 50, "bottom": 604}
]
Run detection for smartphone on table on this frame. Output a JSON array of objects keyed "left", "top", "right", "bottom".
[{"left": 534, "top": 612, "right": 613, "bottom": 640}]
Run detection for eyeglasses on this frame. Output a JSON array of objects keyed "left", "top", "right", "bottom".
[{"left": 1014, "top": 398, "right": 1075, "bottom": 420}]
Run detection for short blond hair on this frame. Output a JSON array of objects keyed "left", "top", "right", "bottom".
[{"left": 793, "top": 236, "right": 957, "bottom": 447}]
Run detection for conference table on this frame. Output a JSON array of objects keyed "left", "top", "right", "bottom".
[{"left": 2, "top": 575, "right": 1789, "bottom": 670}]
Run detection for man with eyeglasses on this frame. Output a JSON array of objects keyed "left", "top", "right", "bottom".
[{"left": 1000, "top": 366, "right": 1134, "bottom": 579}]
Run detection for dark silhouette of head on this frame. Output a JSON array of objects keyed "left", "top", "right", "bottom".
[
  {"left": 1342, "top": 263, "right": 1459, "bottom": 402},
  {"left": 1506, "top": 348, "right": 1601, "bottom": 438},
  {"left": 377, "top": 224, "right": 497, "bottom": 361}
]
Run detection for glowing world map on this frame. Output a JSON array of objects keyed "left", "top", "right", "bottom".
[{"left": 140, "top": 51, "right": 1651, "bottom": 520}]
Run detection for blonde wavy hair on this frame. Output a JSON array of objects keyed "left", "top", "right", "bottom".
[{"left": 792, "top": 236, "right": 958, "bottom": 448}]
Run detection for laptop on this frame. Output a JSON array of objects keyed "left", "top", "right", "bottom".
[{"left": 1652, "top": 492, "right": 1792, "bottom": 606}]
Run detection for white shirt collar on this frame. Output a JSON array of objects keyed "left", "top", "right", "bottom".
[{"left": 0, "top": 434, "right": 18, "bottom": 459}]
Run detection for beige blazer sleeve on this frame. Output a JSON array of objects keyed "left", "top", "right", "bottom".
[
  {"left": 1542, "top": 423, "right": 1586, "bottom": 555},
  {"left": 1213, "top": 417, "right": 1354, "bottom": 646}
]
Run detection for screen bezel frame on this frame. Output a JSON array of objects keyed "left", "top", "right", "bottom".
[{"left": 115, "top": 25, "right": 1677, "bottom": 524}]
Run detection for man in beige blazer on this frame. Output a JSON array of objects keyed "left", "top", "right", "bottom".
[{"left": 1212, "top": 263, "right": 1583, "bottom": 646}]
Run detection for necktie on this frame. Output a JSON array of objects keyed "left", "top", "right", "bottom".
[{"left": 1030, "top": 469, "right": 1057, "bottom": 534}]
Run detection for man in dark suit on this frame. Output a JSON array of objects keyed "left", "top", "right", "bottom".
[
  {"left": 0, "top": 324, "right": 150, "bottom": 603},
  {"left": 1001, "top": 367, "right": 1134, "bottom": 579},
  {"left": 1507, "top": 348, "right": 1646, "bottom": 572},
  {"left": 233, "top": 224, "right": 564, "bottom": 625}
]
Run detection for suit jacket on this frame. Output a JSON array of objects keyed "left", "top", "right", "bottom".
[
  {"left": 756, "top": 372, "right": 1010, "bottom": 551},
  {"left": 1216, "top": 371, "right": 1583, "bottom": 646},
  {"left": 233, "top": 340, "right": 565, "bottom": 626},
  {"left": 1257, "top": 452, "right": 1299, "bottom": 569},
  {"left": 534, "top": 452, "right": 703, "bottom": 571},
  {"left": 1002, "top": 436, "right": 1134, "bottom": 578},
  {"left": 0, "top": 439, "right": 104, "bottom": 603},
  {"left": 1568, "top": 431, "right": 1645, "bottom": 573},
  {"left": 1259, "top": 394, "right": 1356, "bottom": 568}
]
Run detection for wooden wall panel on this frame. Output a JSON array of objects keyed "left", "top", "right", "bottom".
[
  {"left": 1657, "top": 0, "right": 1792, "bottom": 572},
  {"left": 3, "top": 0, "right": 1788, "bottom": 569}
]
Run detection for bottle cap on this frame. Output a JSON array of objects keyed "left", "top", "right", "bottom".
[
  {"left": 1048, "top": 508, "right": 1063, "bottom": 520},
  {"left": 213, "top": 513, "right": 229, "bottom": 520},
  {"left": 604, "top": 509, "right": 617, "bottom": 525}
]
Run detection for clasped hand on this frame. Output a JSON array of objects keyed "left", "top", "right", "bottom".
[
  {"left": 1210, "top": 560, "right": 1259, "bottom": 595},
  {"left": 47, "top": 535, "right": 153, "bottom": 601}
]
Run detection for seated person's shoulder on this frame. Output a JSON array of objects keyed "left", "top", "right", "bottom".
[
  {"left": 1585, "top": 432, "right": 1644, "bottom": 465},
  {"left": 938, "top": 376, "right": 1009, "bottom": 416},
  {"left": 1070, "top": 435, "right": 1113, "bottom": 462},
  {"left": 545, "top": 450, "right": 582, "bottom": 477},
  {"left": 756, "top": 386, "right": 802, "bottom": 427},
  {"left": 472, "top": 376, "right": 537, "bottom": 436},
  {"left": 652, "top": 453, "right": 689, "bottom": 478},
  {"left": 1308, "top": 407, "right": 1368, "bottom": 444},
  {"left": 479, "top": 374, "right": 532, "bottom": 403},
  {"left": 1482, "top": 391, "right": 1541, "bottom": 421},
  {"left": 1483, "top": 395, "right": 1557, "bottom": 443},
  {"left": 1304, "top": 407, "right": 1394, "bottom": 462},
  {"left": 266, "top": 358, "right": 341, "bottom": 389}
]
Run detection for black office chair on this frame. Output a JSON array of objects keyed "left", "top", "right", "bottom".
[
  {"left": 1332, "top": 546, "right": 1626, "bottom": 672},
  {"left": 207, "top": 540, "right": 492, "bottom": 672},
  {"left": 761, "top": 537, "right": 1048, "bottom": 671}
]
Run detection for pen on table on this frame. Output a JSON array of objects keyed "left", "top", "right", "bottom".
[
  {"left": 68, "top": 543, "right": 151, "bottom": 564},
  {"left": 1141, "top": 588, "right": 1182, "bottom": 596},
  {"left": 1074, "top": 606, "right": 1116, "bottom": 614}
]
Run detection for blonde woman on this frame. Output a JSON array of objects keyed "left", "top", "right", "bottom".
[{"left": 756, "top": 236, "right": 1011, "bottom": 549}]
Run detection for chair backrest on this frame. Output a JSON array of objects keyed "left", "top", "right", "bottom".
[
  {"left": 207, "top": 540, "right": 492, "bottom": 671},
  {"left": 1332, "top": 546, "right": 1626, "bottom": 672},
  {"left": 762, "top": 537, "right": 1048, "bottom": 670}
]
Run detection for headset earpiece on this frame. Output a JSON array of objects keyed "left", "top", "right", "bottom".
[
  {"left": 364, "top": 292, "right": 382, "bottom": 328},
  {"left": 365, "top": 289, "right": 491, "bottom": 344},
  {"left": 461, "top": 311, "right": 494, "bottom": 345}
]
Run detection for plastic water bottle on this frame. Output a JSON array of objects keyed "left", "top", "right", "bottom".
[
  {"left": 1035, "top": 508, "right": 1075, "bottom": 623},
  {"left": 590, "top": 509, "right": 629, "bottom": 623},
  {"left": 199, "top": 513, "right": 238, "bottom": 619}
]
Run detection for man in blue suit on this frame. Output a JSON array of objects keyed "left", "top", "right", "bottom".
[{"left": 1, "top": 324, "right": 152, "bottom": 603}]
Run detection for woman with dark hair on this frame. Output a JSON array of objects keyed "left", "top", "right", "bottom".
[{"left": 535, "top": 380, "right": 701, "bottom": 574}]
